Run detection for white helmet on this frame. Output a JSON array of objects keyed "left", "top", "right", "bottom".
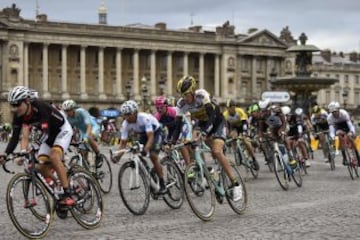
[
  {"left": 328, "top": 101, "right": 340, "bottom": 113},
  {"left": 120, "top": 100, "right": 138, "bottom": 115},
  {"left": 258, "top": 99, "right": 271, "bottom": 110},
  {"left": 62, "top": 99, "right": 77, "bottom": 111},
  {"left": 281, "top": 106, "right": 291, "bottom": 115},
  {"left": 295, "top": 107, "right": 303, "bottom": 116},
  {"left": 29, "top": 89, "right": 39, "bottom": 100},
  {"left": 8, "top": 86, "right": 31, "bottom": 104}
]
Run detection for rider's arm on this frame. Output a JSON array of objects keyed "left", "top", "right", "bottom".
[
  {"left": 144, "top": 131, "right": 154, "bottom": 154},
  {"left": 20, "top": 124, "right": 30, "bottom": 151},
  {"left": 5, "top": 117, "right": 22, "bottom": 155},
  {"left": 200, "top": 102, "right": 216, "bottom": 135}
]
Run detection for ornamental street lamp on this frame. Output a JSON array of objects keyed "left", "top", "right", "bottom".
[
  {"left": 125, "top": 80, "right": 132, "bottom": 100},
  {"left": 342, "top": 90, "right": 349, "bottom": 109},
  {"left": 141, "top": 76, "right": 149, "bottom": 111}
]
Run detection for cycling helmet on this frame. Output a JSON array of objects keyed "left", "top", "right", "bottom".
[
  {"left": 29, "top": 89, "right": 38, "bottom": 100},
  {"left": 265, "top": 115, "right": 283, "bottom": 128},
  {"left": 154, "top": 96, "right": 168, "bottom": 108},
  {"left": 312, "top": 105, "right": 320, "bottom": 114},
  {"left": 281, "top": 106, "right": 291, "bottom": 115},
  {"left": 62, "top": 99, "right": 77, "bottom": 111},
  {"left": 258, "top": 99, "right": 271, "bottom": 110},
  {"left": 8, "top": 86, "right": 31, "bottom": 104},
  {"left": 271, "top": 104, "right": 282, "bottom": 113},
  {"left": 226, "top": 99, "right": 236, "bottom": 108},
  {"left": 248, "top": 103, "right": 260, "bottom": 114},
  {"left": 120, "top": 100, "right": 138, "bottom": 115},
  {"left": 176, "top": 76, "right": 197, "bottom": 95},
  {"left": 295, "top": 107, "right": 303, "bottom": 116},
  {"left": 328, "top": 101, "right": 340, "bottom": 113}
]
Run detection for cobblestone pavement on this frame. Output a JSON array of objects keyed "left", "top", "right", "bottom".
[{"left": 0, "top": 143, "right": 359, "bottom": 240}]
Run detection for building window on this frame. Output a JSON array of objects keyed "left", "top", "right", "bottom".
[
  {"left": 160, "top": 55, "right": 167, "bottom": 70},
  {"left": 59, "top": 50, "right": 62, "bottom": 62},
  {"left": 146, "top": 55, "right": 151, "bottom": 69},
  {"left": 241, "top": 58, "right": 250, "bottom": 72},
  {"left": 335, "top": 91, "right": 340, "bottom": 102},
  {"left": 335, "top": 74, "right": 339, "bottom": 80},
  {"left": 256, "top": 58, "right": 265, "bottom": 73},
  {"left": 241, "top": 81, "right": 248, "bottom": 97},
  {"left": 228, "top": 78, "right": 234, "bottom": 94},
  {"left": 325, "top": 90, "right": 331, "bottom": 103},
  {"left": 355, "top": 75, "right": 359, "bottom": 85},
  {"left": 345, "top": 75, "right": 349, "bottom": 84},
  {"left": 355, "top": 92, "right": 360, "bottom": 105}
]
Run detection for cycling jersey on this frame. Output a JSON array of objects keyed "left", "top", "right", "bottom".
[
  {"left": 121, "top": 112, "right": 161, "bottom": 140},
  {"left": 311, "top": 109, "right": 329, "bottom": 131},
  {"left": 66, "top": 108, "right": 100, "bottom": 138},
  {"left": 6, "top": 100, "right": 73, "bottom": 155},
  {"left": 175, "top": 89, "right": 223, "bottom": 136},
  {"left": 287, "top": 114, "right": 304, "bottom": 137},
  {"left": 223, "top": 107, "right": 249, "bottom": 134},
  {"left": 327, "top": 109, "right": 355, "bottom": 139}
]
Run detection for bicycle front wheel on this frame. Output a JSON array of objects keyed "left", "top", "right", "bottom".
[
  {"left": 223, "top": 164, "right": 247, "bottom": 215},
  {"left": 345, "top": 148, "right": 359, "bottom": 179},
  {"left": 6, "top": 173, "right": 53, "bottom": 239},
  {"left": 161, "top": 157, "right": 184, "bottom": 209},
  {"left": 94, "top": 154, "right": 113, "bottom": 193},
  {"left": 69, "top": 168, "right": 104, "bottom": 229},
  {"left": 118, "top": 161, "right": 150, "bottom": 215},
  {"left": 273, "top": 153, "right": 289, "bottom": 191},
  {"left": 184, "top": 162, "right": 216, "bottom": 221}
]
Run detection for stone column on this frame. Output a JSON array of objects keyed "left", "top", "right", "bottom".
[
  {"left": 115, "top": 47, "right": 124, "bottom": 99},
  {"left": 150, "top": 50, "right": 156, "bottom": 97},
  {"left": 251, "top": 56, "right": 257, "bottom": 96},
  {"left": 133, "top": 49, "right": 140, "bottom": 99},
  {"left": 265, "top": 57, "right": 271, "bottom": 90},
  {"left": 199, "top": 52, "right": 205, "bottom": 89},
  {"left": 167, "top": 51, "right": 173, "bottom": 95},
  {"left": 42, "top": 43, "right": 51, "bottom": 98},
  {"left": 183, "top": 52, "right": 189, "bottom": 76},
  {"left": 221, "top": 54, "right": 227, "bottom": 98},
  {"left": 61, "top": 45, "right": 70, "bottom": 99},
  {"left": 98, "top": 46, "right": 106, "bottom": 99},
  {"left": 23, "top": 42, "right": 29, "bottom": 87},
  {"left": 214, "top": 54, "right": 220, "bottom": 97},
  {"left": 80, "top": 45, "right": 88, "bottom": 99}
]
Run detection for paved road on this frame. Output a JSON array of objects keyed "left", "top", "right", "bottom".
[{"left": 0, "top": 143, "right": 359, "bottom": 240}]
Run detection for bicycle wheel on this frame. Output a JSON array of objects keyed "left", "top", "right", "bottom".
[
  {"left": 223, "top": 164, "right": 247, "bottom": 215},
  {"left": 344, "top": 148, "right": 355, "bottom": 180},
  {"left": 118, "top": 161, "right": 150, "bottom": 215},
  {"left": 6, "top": 173, "right": 53, "bottom": 239},
  {"left": 328, "top": 148, "right": 336, "bottom": 171},
  {"left": 249, "top": 159, "right": 259, "bottom": 179},
  {"left": 94, "top": 154, "right": 113, "bottom": 193},
  {"left": 291, "top": 162, "right": 303, "bottom": 187},
  {"left": 184, "top": 162, "right": 216, "bottom": 221},
  {"left": 161, "top": 157, "right": 184, "bottom": 209},
  {"left": 69, "top": 155, "right": 81, "bottom": 168},
  {"left": 273, "top": 153, "right": 289, "bottom": 191},
  {"left": 69, "top": 168, "right": 104, "bottom": 229}
]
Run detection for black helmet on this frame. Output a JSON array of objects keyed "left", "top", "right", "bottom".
[{"left": 226, "top": 99, "right": 235, "bottom": 108}]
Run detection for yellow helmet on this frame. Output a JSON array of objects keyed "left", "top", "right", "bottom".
[
  {"left": 176, "top": 76, "right": 197, "bottom": 95},
  {"left": 312, "top": 105, "right": 320, "bottom": 114}
]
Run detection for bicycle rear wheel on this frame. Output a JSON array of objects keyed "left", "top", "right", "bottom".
[
  {"left": 184, "top": 162, "right": 216, "bottom": 221},
  {"left": 118, "top": 161, "right": 150, "bottom": 215},
  {"left": 94, "top": 154, "right": 113, "bottom": 193},
  {"left": 6, "top": 173, "right": 53, "bottom": 239},
  {"left": 223, "top": 164, "right": 247, "bottom": 215},
  {"left": 161, "top": 157, "right": 184, "bottom": 209},
  {"left": 273, "top": 153, "right": 289, "bottom": 191},
  {"left": 291, "top": 163, "right": 303, "bottom": 187},
  {"left": 69, "top": 168, "right": 104, "bottom": 229}
]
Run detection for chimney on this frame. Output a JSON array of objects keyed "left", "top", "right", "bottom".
[
  {"left": 321, "top": 49, "right": 331, "bottom": 62},
  {"left": 155, "top": 22, "right": 166, "bottom": 30}
]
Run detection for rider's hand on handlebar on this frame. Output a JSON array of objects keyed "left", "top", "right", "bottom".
[{"left": 0, "top": 154, "right": 6, "bottom": 165}]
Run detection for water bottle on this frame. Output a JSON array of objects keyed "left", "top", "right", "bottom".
[{"left": 282, "top": 153, "right": 292, "bottom": 173}]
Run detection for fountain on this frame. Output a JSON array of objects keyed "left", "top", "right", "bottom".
[{"left": 270, "top": 33, "right": 338, "bottom": 113}]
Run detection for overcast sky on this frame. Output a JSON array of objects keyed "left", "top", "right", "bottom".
[{"left": 6, "top": 0, "right": 360, "bottom": 52}]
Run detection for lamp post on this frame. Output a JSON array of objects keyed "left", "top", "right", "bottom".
[
  {"left": 342, "top": 90, "right": 349, "bottom": 110},
  {"left": 125, "top": 80, "right": 132, "bottom": 100},
  {"left": 141, "top": 76, "right": 149, "bottom": 111},
  {"left": 159, "top": 78, "right": 166, "bottom": 96}
]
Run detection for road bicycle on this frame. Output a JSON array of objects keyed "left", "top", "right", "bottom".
[
  {"left": 226, "top": 136, "right": 259, "bottom": 179},
  {"left": 3, "top": 144, "right": 104, "bottom": 239},
  {"left": 340, "top": 133, "right": 359, "bottom": 179},
  {"left": 272, "top": 138, "right": 302, "bottom": 191},
  {"left": 111, "top": 142, "right": 184, "bottom": 215},
  {"left": 68, "top": 142, "right": 112, "bottom": 193},
  {"left": 182, "top": 139, "right": 247, "bottom": 221},
  {"left": 315, "top": 130, "right": 336, "bottom": 170}
]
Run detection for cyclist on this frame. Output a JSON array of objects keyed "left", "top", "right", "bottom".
[
  {"left": 223, "top": 99, "right": 259, "bottom": 170},
  {"left": 112, "top": 100, "right": 167, "bottom": 194},
  {"left": 153, "top": 96, "right": 192, "bottom": 165},
  {"left": 172, "top": 76, "right": 242, "bottom": 201},
  {"left": 311, "top": 105, "right": 330, "bottom": 161},
  {"left": 0, "top": 86, "right": 74, "bottom": 206},
  {"left": 62, "top": 99, "right": 102, "bottom": 168},
  {"left": 266, "top": 104, "right": 297, "bottom": 168},
  {"left": 284, "top": 107, "right": 310, "bottom": 167},
  {"left": 327, "top": 101, "right": 360, "bottom": 165}
]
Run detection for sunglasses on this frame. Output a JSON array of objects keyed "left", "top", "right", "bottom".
[{"left": 10, "top": 101, "right": 22, "bottom": 107}]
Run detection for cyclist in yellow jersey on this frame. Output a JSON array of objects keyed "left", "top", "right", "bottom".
[{"left": 223, "top": 99, "right": 259, "bottom": 170}]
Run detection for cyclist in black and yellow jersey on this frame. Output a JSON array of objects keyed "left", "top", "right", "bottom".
[
  {"left": 223, "top": 99, "right": 259, "bottom": 170},
  {"left": 171, "top": 76, "right": 242, "bottom": 202}
]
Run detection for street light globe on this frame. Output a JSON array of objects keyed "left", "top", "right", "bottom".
[{"left": 141, "top": 76, "right": 147, "bottom": 83}]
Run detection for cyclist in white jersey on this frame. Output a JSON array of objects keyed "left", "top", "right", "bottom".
[
  {"left": 112, "top": 100, "right": 167, "bottom": 194},
  {"left": 327, "top": 101, "right": 359, "bottom": 165}
]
